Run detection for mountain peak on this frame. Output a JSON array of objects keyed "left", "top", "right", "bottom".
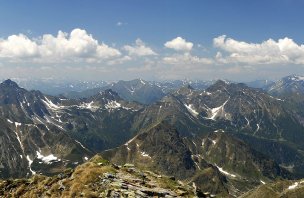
[
  {"left": 206, "top": 80, "right": 229, "bottom": 92},
  {"left": 286, "top": 74, "right": 304, "bottom": 81},
  {"left": 1, "top": 79, "right": 20, "bottom": 88},
  {"left": 99, "top": 89, "right": 121, "bottom": 100}
]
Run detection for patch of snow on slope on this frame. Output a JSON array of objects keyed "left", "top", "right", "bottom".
[
  {"left": 139, "top": 78, "right": 146, "bottom": 85},
  {"left": 13, "top": 123, "right": 24, "bottom": 152},
  {"left": 256, "top": 124, "right": 260, "bottom": 131},
  {"left": 7, "top": 119, "right": 13, "bottom": 124},
  {"left": 105, "top": 100, "right": 121, "bottom": 109},
  {"left": 291, "top": 75, "right": 304, "bottom": 81},
  {"left": 207, "top": 99, "right": 229, "bottom": 120},
  {"left": 15, "top": 122, "right": 22, "bottom": 128},
  {"left": 124, "top": 135, "right": 138, "bottom": 151},
  {"left": 191, "top": 155, "right": 201, "bottom": 170},
  {"left": 26, "top": 155, "right": 36, "bottom": 175},
  {"left": 75, "top": 140, "right": 87, "bottom": 149},
  {"left": 214, "top": 129, "right": 225, "bottom": 133},
  {"left": 215, "top": 165, "right": 236, "bottom": 178},
  {"left": 245, "top": 117, "right": 250, "bottom": 126},
  {"left": 79, "top": 101, "right": 99, "bottom": 111},
  {"left": 140, "top": 151, "right": 151, "bottom": 158},
  {"left": 36, "top": 151, "right": 60, "bottom": 164},
  {"left": 184, "top": 104, "right": 199, "bottom": 116},
  {"left": 288, "top": 182, "right": 298, "bottom": 190},
  {"left": 42, "top": 97, "right": 62, "bottom": 110}
]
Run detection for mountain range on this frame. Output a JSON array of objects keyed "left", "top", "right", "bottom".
[{"left": 0, "top": 75, "right": 304, "bottom": 197}]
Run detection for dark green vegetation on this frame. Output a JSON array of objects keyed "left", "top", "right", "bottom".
[{"left": 0, "top": 75, "right": 304, "bottom": 197}]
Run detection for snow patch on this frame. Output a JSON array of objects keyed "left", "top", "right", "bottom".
[
  {"left": 26, "top": 155, "right": 36, "bottom": 175},
  {"left": 7, "top": 119, "right": 13, "bottom": 124},
  {"left": 79, "top": 101, "right": 99, "bottom": 111},
  {"left": 42, "top": 97, "right": 62, "bottom": 110},
  {"left": 140, "top": 151, "right": 151, "bottom": 158},
  {"left": 216, "top": 165, "right": 236, "bottom": 178},
  {"left": 245, "top": 117, "right": 250, "bottom": 126},
  {"left": 36, "top": 151, "right": 60, "bottom": 164},
  {"left": 207, "top": 99, "right": 229, "bottom": 120},
  {"left": 139, "top": 79, "right": 146, "bottom": 85},
  {"left": 15, "top": 122, "right": 22, "bottom": 128},
  {"left": 105, "top": 100, "right": 121, "bottom": 110},
  {"left": 288, "top": 182, "right": 298, "bottom": 190},
  {"left": 256, "top": 124, "right": 260, "bottom": 132},
  {"left": 75, "top": 140, "right": 87, "bottom": 149},
  {"left": 184, "top": 104, "right": 199, "bottom": 116},
  {"left": 291, "top": 75, "right": 304, "bottom": 81},
  {"left": 214, "top": 129, "right": 224, "bottom": 133}
]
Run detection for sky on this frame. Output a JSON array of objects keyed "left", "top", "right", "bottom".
[{"left": 0, "top": 0, "right": 303, "bottom": 81}]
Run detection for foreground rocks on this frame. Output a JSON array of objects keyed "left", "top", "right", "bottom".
[{"left": 0, "top": 155, "right": 216, "bottom": 197}]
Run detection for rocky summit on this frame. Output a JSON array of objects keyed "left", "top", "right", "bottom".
[{"left": 0, "top": 155, "right": 206, "bottom": 198}]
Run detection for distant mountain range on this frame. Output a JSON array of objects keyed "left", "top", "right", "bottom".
[
  {"left": 0, "top": 75, "right": 304, "bottom": 197},
  {"left": 11, "top": 75, "right": 304, "bottom": 105}
]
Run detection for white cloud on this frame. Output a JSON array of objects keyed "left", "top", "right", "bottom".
[
  {"left": 107, "top": 55, "right": 132, "bottom": 65},
  {"left": 163, "top": 52, "right": 213, "bottom": 65},
  {"left": 0, "top": 34, "right": 39, "bottom": 58},
  {"left": 116, "top": 21, "right": 127, "bottom": 27},
  {"left": 123, "top": 39, "right": 157, "bottom": 56},
  {"left": 0, "top": 28, "right": 121, "bottom": 63},
  {"left": 164, "top": 37, "right": 193, "bottom": 51},
  {"left": 214, "top": 35, "right": 304, "bottom": 64}
]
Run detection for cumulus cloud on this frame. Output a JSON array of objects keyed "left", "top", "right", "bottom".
[
  {"left": 0, "top": 34, "right": 39, "bottom": 58},
  {"left": 123, "top": 39, "right": 157, "bottom": 56},
  {"left": 164, "top": 37, "right": 193, "bottom": 51},
  {"left": 163, "top": 52, "right": 213, "bottom": 65},
  {"left": 0, "top": 28, "right": 121, "bottom": 62},
  {"left": 214, "top": 35, "right": 304, "bottom": 64}
]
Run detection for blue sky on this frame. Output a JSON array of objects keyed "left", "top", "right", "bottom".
[{"left": 0, "top": 0, "right": 303, "bottom": 81}]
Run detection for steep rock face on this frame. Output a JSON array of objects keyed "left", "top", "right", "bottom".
[
  {"left": 268, "top": 75, "right": 304, "bottom": 96},
  {"left": 0, "top": 80, "right": 93, "bottom": 178},
  {"left": 0, "top": 80, "right": 148, "bottom": 178},
  {"left": 102, "top": 122, "right": 230, "bottom": 196},
  {"left": 102, "top": 122, "right": 197, "bottom": 179},
  {"left": 235, "top": 134, "right": 304, "bottom": 178},
  {"left": 172, "top": 80, "right": 304, "bottom": 149},
  {"left": 0, "top": 118, "right": 28, "bottom": 178},
  {"left": 186, "top": 132, "right": 289, "bottom": 183},
  {"left": 102, "top": 122, "right": 290, "bottom": 196},
  {"left": 131, "top": 94, "right": 210, "bottom": 137}
]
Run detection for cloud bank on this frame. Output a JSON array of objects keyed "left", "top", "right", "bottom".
[
  {"left": 0, "top": 29, "right": 304, "bottom": 80},
  {"left": 0, "top": 28, "right": 121, "bottom": 63},
  {"left": 214, "top": 35, "right": 304, "bottom": 65}
]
